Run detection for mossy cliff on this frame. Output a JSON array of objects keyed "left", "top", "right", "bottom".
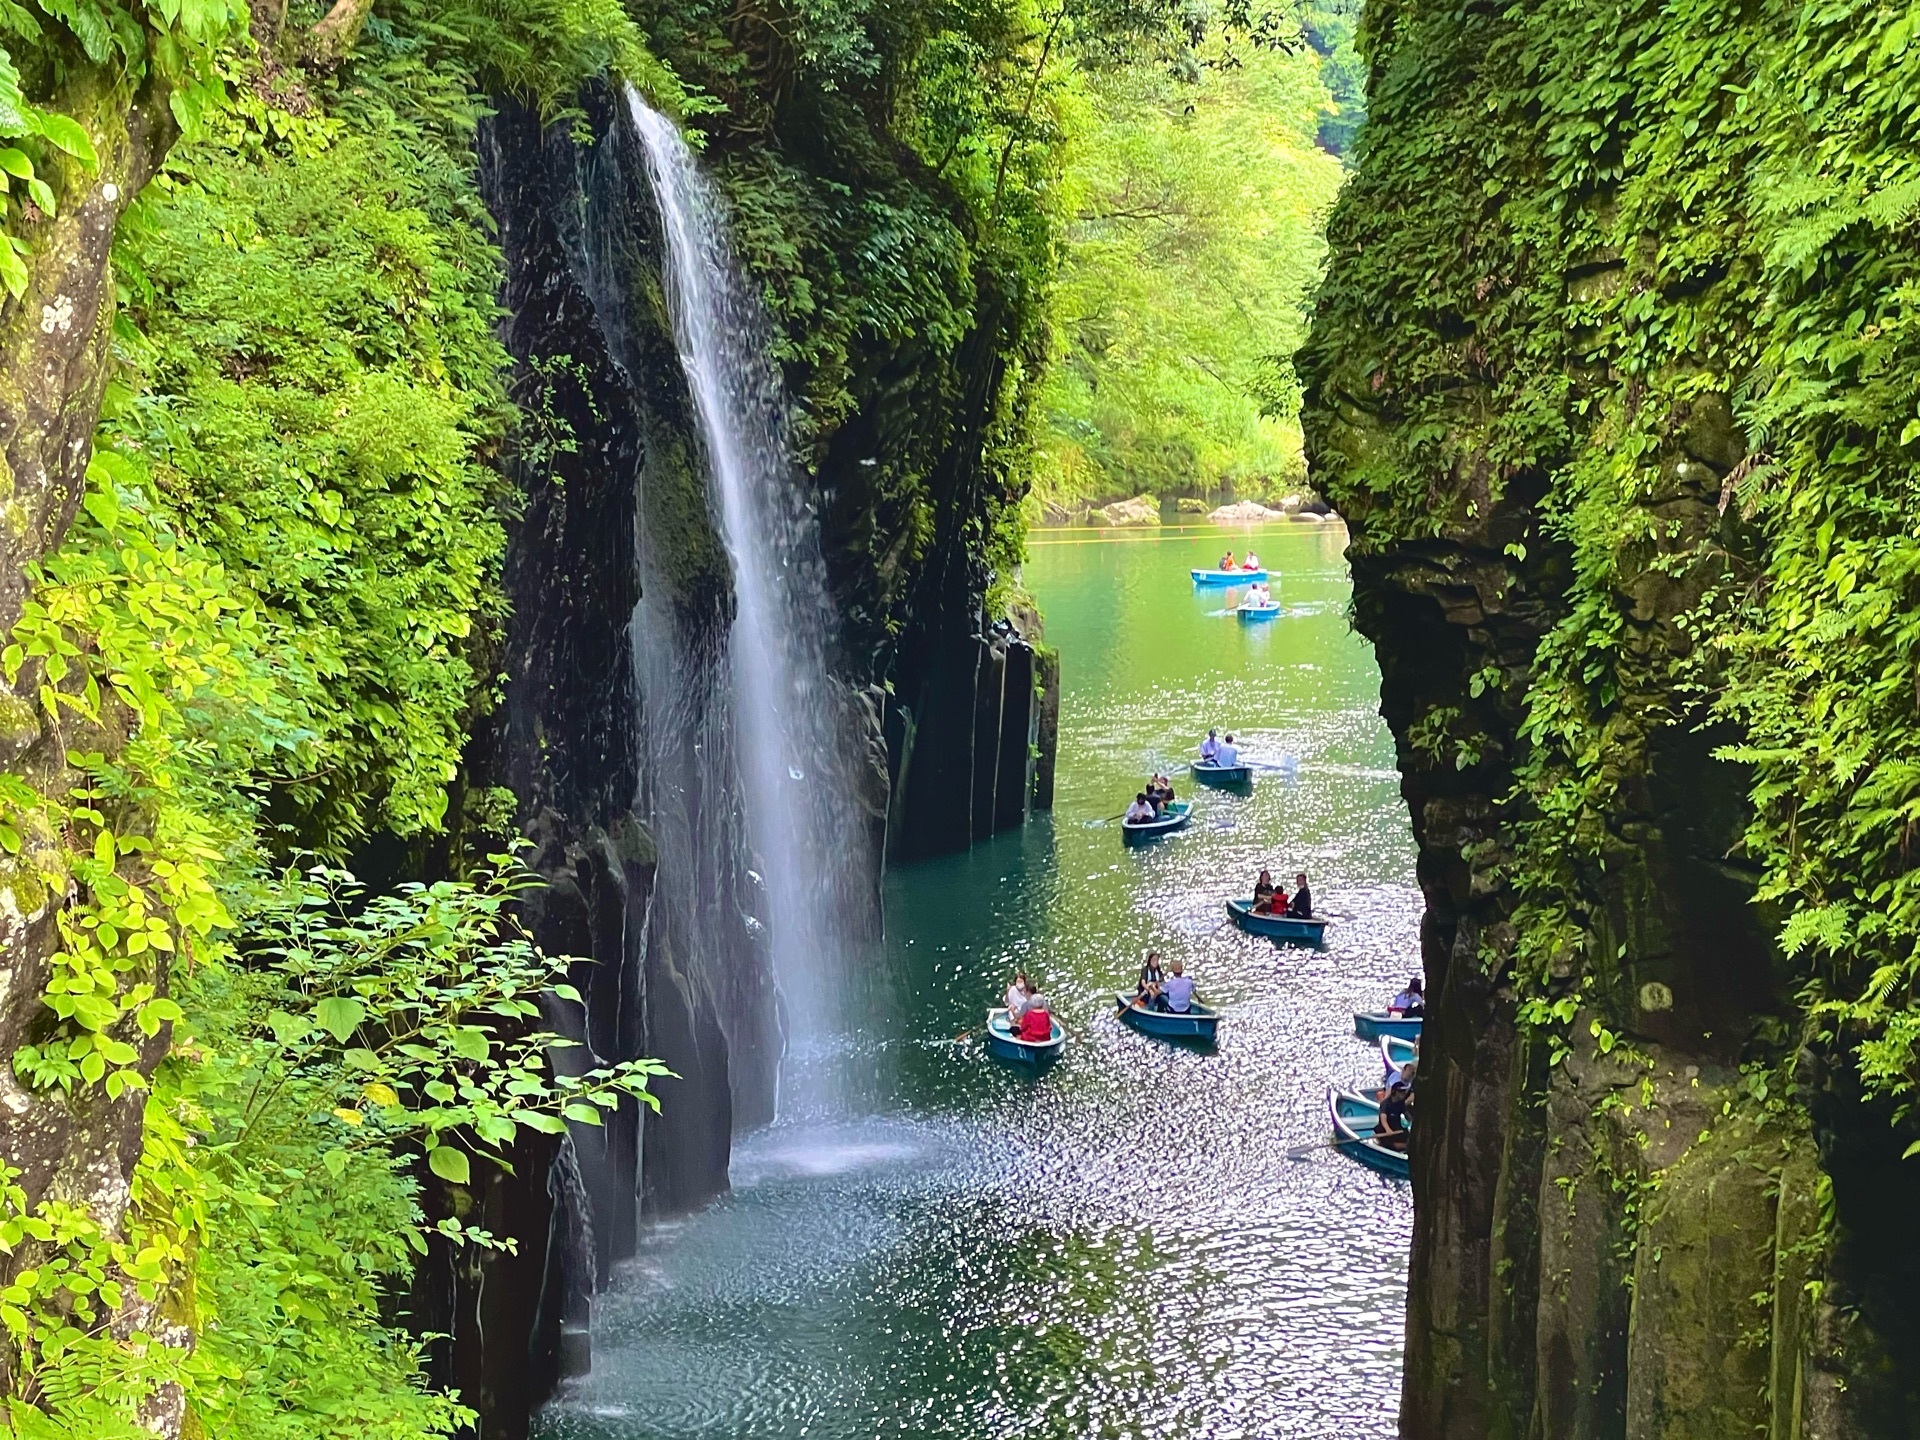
[{"left": 1302, "top": 2, "right": 1920, "bottom": 1435}]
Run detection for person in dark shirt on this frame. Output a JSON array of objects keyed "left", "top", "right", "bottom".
[
  {"left": 1134, "top": 950, "right": 1166, "bottom": 1006},
  {"left": 1375, "top": 1082, "right": 1412, "bottom": 1153},
  {"left": 1252, "top": 869, "right": 1276, "bottom": 906},
  {"left": 1286, "top": 872, "right": 1312, "bottom": 918}
]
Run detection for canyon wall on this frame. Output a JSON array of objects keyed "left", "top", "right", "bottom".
[{"left": 1302, "top": 3, "right": 1920, "bottom": 1436}]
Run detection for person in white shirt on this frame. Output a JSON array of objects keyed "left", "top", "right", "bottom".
[
  {"left": 1244, "top": 551, "right": 1260, "bottom": 570},
  {"left": 1390, "top": 977, "right": 1424, "bottom": 1014},
  {"left": 1005, "top": 972, "right": 1033, "bottom": 1021},
  {"left": 1159, "top": 958, "right": 1196, "bottom": 1014},
  {"left": 1199, "top": 729, "right": 1220, "bottom": 763},
  {"left": 1124, "top": 793, "right": 1157, "bottom": 823},
  {"left": 1214, "top": 734, "right": 1239, "bottom": 767}
]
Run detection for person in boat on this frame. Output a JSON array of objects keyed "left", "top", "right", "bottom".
[
  {"left": 1151, "top": 773, "right": 1176, "bottom": 807},
  {"left": 1159, "top": 958, "right": 1196, "bottom": 1014},
  {"left": 1244, "top": 551, "right": 1260, "bottom": 570},
  {"left": 1005, "top": 972, "right": 1033, "bottom": 1022},
  {"left": 1017, "top": 988, "right": 1054, "bottom": 1042},
  {"left": 1215, "top": 733, "right": 1239, "bottom": 767},
  {"left": 1390, "top": 977, "right": 1425, "bottom": 1015},
  {"left": 1134, "top": 950, "right": 1166, "bottom": 1007},
  {"left": 1219, "top": 550, "right": 1237, "bottom": 571},
  {"left": 1286, "top": 872, "right": 1312, "bottom": 918},
  {"left": 1124, "top": 793, "right": 1157, "bottom": 824},
  {"left": 1375, "top": 1082, "right": 1412, "bottom": 1152},
  {"left": 1252, "top": 869, "right": 1276, "bottom": 907},
  {"left": 1199, "top": 729, "right": 1221, "bottom": 764}
]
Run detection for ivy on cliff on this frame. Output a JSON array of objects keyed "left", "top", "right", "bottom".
[{"left": 1304, "top": 0, "right": 1920, "bottom": 1150}]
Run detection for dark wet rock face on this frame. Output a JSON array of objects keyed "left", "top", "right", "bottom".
[
  {"left": 419, "top": 86, "right": 1057, "bottom": 1436},
  {"left": 1299, "top": 4, "right": 1920, "bottom": 1435}
]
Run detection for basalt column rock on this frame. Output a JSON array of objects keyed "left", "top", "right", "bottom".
[{"left": 417, "top": 87, "right": 777, "bottom": 1440}]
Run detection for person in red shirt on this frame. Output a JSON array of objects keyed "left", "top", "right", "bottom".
[{"left": 1018, "top": 990, "right": 1054, "bottom": 1042}]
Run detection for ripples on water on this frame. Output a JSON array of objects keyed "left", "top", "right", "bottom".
[{"left": 539, "top": 524, "right": 1418, "bottom": 1439}]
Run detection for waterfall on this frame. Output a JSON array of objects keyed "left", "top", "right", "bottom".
[{"left": 626, "top": 91, "right": 874, "bottom": 1113}]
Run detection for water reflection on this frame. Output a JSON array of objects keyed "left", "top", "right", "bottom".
[{"left": 539, "top": 523, "right": 1418, "bottom": 1439}]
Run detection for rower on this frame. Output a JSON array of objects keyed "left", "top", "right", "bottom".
[
  {"left": 1375, "top": 1082, "right": 1412, "bottom": 1152},
  {"left": 1124, "top": 793, "right": 1156, "bottom": 824},
  {"left": 1199, "top": 729, "right": 1221, "bottom": 763},
  {"left": 1018, "top": 989, "right": 1053, "bottom": 1042},
  {"left": 1214, "top": 733, "right": 1239, "bottom": 767},
  {"left": 1159, "top": 959, "right": 1195, "bottom": 1014},
  {"left": 1286, "top": 871, "right": 1312, "bottom": 918},
  {"left": 1005, "top": 972, "right": 1033, "bottom": 1022},
  {"left": 1244, "top": 551, "right": 1260, "bottom": 570}
]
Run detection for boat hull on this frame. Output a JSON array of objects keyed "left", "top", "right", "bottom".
[
  {"left": 1114, "top": 993, "right": 1220, "bottom": 1043},
  {"left": 1224, "top": 898, "right": 1327, "bottom": 944},
  {"left": 1191, "top": 568, "right": 1268, "bottom": 586},
  {"left": 1352, "top": 1011, "right": 1423, "bottom": 1043},
  {"left": 1328, "top": 1088, "right": 1411, "bottom": 1180},
  {"left": 1123, "top": 801, "right": 1193, "bottom": 844},
  {"left": 1381, "top": 1034, "right": 1418, "bottom": 1072},
  {"left": 1236, "top": 603, "right": 1281, "bottom": 621},
  {"left": 1190, "top": 762, "right": 1253, "bottom": 788},
  {"left": 985, "top": 1009, "right": 1064, "bottom": 1066}
]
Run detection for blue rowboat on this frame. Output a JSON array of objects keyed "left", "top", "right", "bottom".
[
  {"left": 1328, "top": 1088, "right": 1410, "bottom": 1180},
  {"left": 1353, "top": 1011, "right": 1423, "bottom": 1043},
  {"left": 1113, "top": 992, "right": 1220, "bottom": 1044},
  {"left": 1381, "top": 1033, "right": 1418, "bottom": 1073},
  {"left": 1191, "top": 568, "right": 1268, "bottom": 586},
  {"left": 985, "top": 1008, "right": 1064, "bottom": 1067},
  {"left": 1236, "top": 600, "right": 1281, "bottom": 621},
  {"left": 1225, "top": 898, "right": 1328, "bottom": 944},
  {"left": 1123, "top": 800, "right": 1192, "bottom": 844},
  {"left": 1190, "top": 761, "right": 1253, "bottom": 788}
]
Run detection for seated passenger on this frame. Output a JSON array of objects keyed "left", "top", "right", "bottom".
[
  {"left": 1286, "top": 871, "right": 1312, "bottom": 918},
  {"left": 1244, "top": 551, "right": 1260, "bottom": 570},
  {"left": 1125, "top": 793, "right": 1157, "bottom": 824},
  {"left": 1252, "top": 869, "right": 1276, "bottom": 905},
  {"left": 1220, "top": 551, "right": 1236, "bottom": 571},
  {"left": 1390, "top": 976, "right": 1425, "bottom": 1015},
  {"left": 1005, "top": 972, "right": 1032, "bottom": 1022},
  {"left": 1375, "top": 1082, "right": 1412, "bottom": 1152},
  {"left": 1200, "top": 729, "right": 1221, "bottom": 763},
  {"left": 1135, "top": 950, "right": 1166, "bottom": 1005},
  {"left": 1159, "top": 959, "right": 1196, "bottom": 1014},
  {"left": 1215, "top": 734, "right": 1239, "bottom": 767},
  {"left": 1018, "top": 991, "right": 1053, "bottom": 1042}
]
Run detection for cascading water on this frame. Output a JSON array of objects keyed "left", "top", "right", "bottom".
[{"left": 627, "top": 92, "right": 875, "bottom": 1113}]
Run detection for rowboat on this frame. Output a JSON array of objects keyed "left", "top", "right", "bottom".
[
  {"left": 984, "top": 1008, "right": 1065, "bottom": 1067},
  {"left": 1224, "top": 898, "right": 1327, "bottom": 944},
  {"left": 1123, "top": 800, "right": 1192, "bottom": 844},
  {"left": 1353, "top": 1010, "right": 1423, "bottom": 1043},
  {"left": 1190, "top": 761, "right": 1253, "bottom": 788},
  {"left": 1328, "top": 1088, "right": 1411, "bottom": 1180},
  {"left": 1236, "top": 600, "right": 1281, "bottom": 621},
  {"left": 1190, "top": 567, "right": 1268, "bottom": 586},
  {"left": 1381, "top": 1033, "right": 1418, "bottom": 1075},
  {"left": 1113, "top": 992, "right": 1220, "bottom": 1044}
]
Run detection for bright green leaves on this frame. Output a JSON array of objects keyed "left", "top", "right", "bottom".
[
  {"left": 425, "top": 1146, "right": 470, "bottom": 1186},
  {"left": 312, "top": 997, "right": 365, "bottom": 1044}
]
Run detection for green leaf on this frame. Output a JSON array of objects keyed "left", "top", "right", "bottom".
[
  {"left": 34, "top": 113, "right": 96, "bottom": 171},
  {"left": 322, "top": 1149, "right": 350, "bottom": 1178},
  {"left": 449, "top": 1026, "right": 490, "bottom": 1062},
  {"left": 313, "top": 996, "right": 366, "bottom": 1043},
  {"left": 562, "top": 1103, "right": 604, "bottom": 1126},
  {"left": 427, "top": 1145, "right": 470, "bottom": 1186}
]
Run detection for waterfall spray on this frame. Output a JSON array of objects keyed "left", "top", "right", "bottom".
[{"left": 627, "top": 91, "right": 873, "bottom": 1113}]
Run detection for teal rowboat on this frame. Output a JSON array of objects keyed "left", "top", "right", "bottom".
[
  {"left": 1123, "top": 800, "right": 1193, "bottom": 844},
  {"left": 1328, "top": 1088, "right": 1410, "bottom": 1180},
  {"left": 1190, "top": 761, "right": 1253, "bottom": 788},
  {"left": 1191, "top": 567, "right": 1268, "bottom": 586},
  {"left": 1225, "top": 898, "right": 1327, "bottom": 944},
  {"left": 984, "top": 1008, "right": 1064, "bottom": 1067},
  {"left": 1352, "top": 1011, "right": 1423, "bottom": 1043},
  {"left": 1113, "top": 992, "right": 1220, "bottom": 1044}
]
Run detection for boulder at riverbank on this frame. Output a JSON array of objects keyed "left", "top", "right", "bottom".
[{"left": 1091, "top": 493, "right": 1160, "bottom": 526}]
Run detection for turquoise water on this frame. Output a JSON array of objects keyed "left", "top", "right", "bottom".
[{"left": 539, "top": 522, "right": 1419, "bottom": 1439}]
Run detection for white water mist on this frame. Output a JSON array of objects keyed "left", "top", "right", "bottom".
[{"left": 627, "top": 91, "right": 873, "bottom": 1112}]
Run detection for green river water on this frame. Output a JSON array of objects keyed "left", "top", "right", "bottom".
[{"left": 539, "top": 522, "right": 1419, "bottom": 1439}]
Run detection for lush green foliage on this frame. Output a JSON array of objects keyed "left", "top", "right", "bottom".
[
  {"left": 1039, "top": 39, "right": 1341, "bottom": 507},
  {"left": 0, "top": 5, "right": 684, "bottom": 1435},
  {"left": 1305, "top": 0, "right": 1920, "bottom": 1135}
]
